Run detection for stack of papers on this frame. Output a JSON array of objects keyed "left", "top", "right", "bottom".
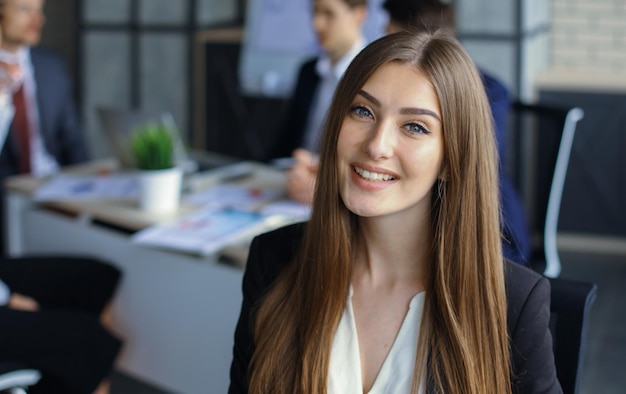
[
  {"left": 33, "top": 175, "right": 313, "bottom": 257},
  {"left": 184, "top": 183, "right": 283, "bottom": 210},
  {"left": 258, "top": 199, "right": 311, "bottom": 222},
  {"left": 34, "top": 174, "right": 138, "bottom": 201},
  {"left": 132, "top": 209, "right": 290, "bottom": 256},
  {"left": 134, "top": 184, "right": 312, "bottom": 256}
]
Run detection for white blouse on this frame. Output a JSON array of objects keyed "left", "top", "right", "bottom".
[{"left": 327, "top": 288, "right": 426, "bottom": 394}]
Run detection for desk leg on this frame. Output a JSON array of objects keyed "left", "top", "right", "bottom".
[{"left": 5, "top": 192, "right": 29, "bottom": 257}]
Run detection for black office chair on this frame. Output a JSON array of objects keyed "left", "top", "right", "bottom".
[
  {"left": 0, "top": 361, "right": 41, "bottom": 394},
  {"left": 507, "top": 101, "right": 584, "bottom": 277},
  {"left": 548, "top": 277, "right": 597, "bottom": 394}
]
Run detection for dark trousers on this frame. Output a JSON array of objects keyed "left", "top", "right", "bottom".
[{"left": 0, "top": 256, "right": 123, "bottom": 393}]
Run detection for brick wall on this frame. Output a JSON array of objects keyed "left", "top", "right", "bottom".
[{"left": 552, "top": 0, "right": 626, "bottom": 71}]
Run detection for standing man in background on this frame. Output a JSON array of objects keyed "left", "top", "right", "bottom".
[
  {"left": 0, "top": 0, "right": 88, "bottom": 254},
  {"left": 271, "top": 0, "right": 368, "bottom": 204}
]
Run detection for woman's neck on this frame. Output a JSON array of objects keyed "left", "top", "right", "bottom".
[{"left": 353, "top": 214, "right": 431, "bottom": 288}]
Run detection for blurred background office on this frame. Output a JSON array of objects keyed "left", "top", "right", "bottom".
[
  {"left": 38, "top": 0, "right": 625, "bottom": 393},
  {"left": 40, "top": 0, "right": 626, "bottom": 244}
]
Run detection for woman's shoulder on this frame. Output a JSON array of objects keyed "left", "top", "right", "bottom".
[
  {"left": 246, "top": 222, "right": 307, "bottom": 286},
  {"left": 504, "top": 260, "right": 548, "bottom": 301},
  {"left": 503, "top": 263, "right": 561, "bottom": 393},
  {"left": 253, "top": 222, "right": 306, "bottom": 250},
  {"left": 504, "top": 260, "right": 551, "bottom": 333}
]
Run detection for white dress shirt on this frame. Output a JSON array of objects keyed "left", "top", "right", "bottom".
[
  {"left": 301, "top": 37, "right": 366, "bottom": 152},
  {"left": 0, "top": 47, "right": 59, "bottom": 177},
  {"left": 0, "top": 92, "right": 15, "bottom": 150},
  {"left": 327, "top": 287, "right": 426, "bottom": 394},
  {"left": 0, "top": 279, "right": 9, "bottom": 306}
]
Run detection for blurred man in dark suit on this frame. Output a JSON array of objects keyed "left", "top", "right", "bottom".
[
  {"left": 273, "top": 0, "right": 368, "bottom": 204},
  {"left": 0, "top": 0, "right": 87, "bottom": 179},
  {"left": 0, "top": 0, "right": 88, "bottom": 254}
]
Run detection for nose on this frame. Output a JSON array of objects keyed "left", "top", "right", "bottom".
[
  {"left": 363, "top": 122, "right": 395, "bottom": 160},
  {"left": 33, "top": 12, "right": 45, "bottom": 27},
  {"left": 26, "top": 6, "right": 45, "bottom": 26}
]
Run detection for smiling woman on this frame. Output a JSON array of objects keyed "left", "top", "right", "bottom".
[
  {"left": 229, "top": 30, "right": 561, "bottom": 394},
  {"left": 337, "top": 62, "right": 444, "bottom": 219}
]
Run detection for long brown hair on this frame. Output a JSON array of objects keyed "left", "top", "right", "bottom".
[{"left": 249, "top": 30, "right": 510, "bottom": 394}]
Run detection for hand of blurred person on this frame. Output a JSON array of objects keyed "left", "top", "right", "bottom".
[
  {"left": 286, "top": 149, "right": 319, "bottom": 205},
  {"left": 8, "top": 292, "right": 40, "bottom": 311},
  {"left": 0, "top": 26, "right": 22, "bottom": 93},
  {"left": 0, "top": 61, "right": 22, "bottom": 93}
]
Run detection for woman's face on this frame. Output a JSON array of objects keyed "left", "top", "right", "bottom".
[{"left": 337, "top": 62, "right": 444, "bottom": 220}]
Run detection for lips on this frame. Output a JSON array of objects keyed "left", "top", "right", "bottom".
[{"left": 353, "top": 166, "right": 397, "bottom": 182}]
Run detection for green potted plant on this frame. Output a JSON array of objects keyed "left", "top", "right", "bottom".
[
  {"left": 130, "top": 122, "right": 175, "bottom": 170},
  {"left": 130, "top": 122, "right": 182, "bottom": 214}
]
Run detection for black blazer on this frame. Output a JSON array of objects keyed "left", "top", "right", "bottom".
[
  {"left": 0, "top": 46, "right": 87, "bottom": 181},
  {"left": 229, "top": 223, "right": 562, "bottom": 394},
  {"left": 268, "top": 58, "right": 320, "bottom": 159}
]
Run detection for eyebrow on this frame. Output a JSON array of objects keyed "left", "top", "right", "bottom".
[{"left": 357, "top": 89, "right": 442, "bottom": 122}]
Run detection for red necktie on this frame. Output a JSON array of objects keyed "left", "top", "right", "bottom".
[{"left": 12, "top": 84, "right": 30, "bottom": 174}]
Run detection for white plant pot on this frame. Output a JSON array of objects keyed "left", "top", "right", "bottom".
[{"left": 138, "top": 167, "right": 183, "bottom": 214}]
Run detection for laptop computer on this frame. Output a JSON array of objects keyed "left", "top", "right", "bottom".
[
  {"left": 97, "top": 107, "right": 189, "bottom": 169},
  {"left": 96, "top": 107, "right": 254, "bottom": 180}
]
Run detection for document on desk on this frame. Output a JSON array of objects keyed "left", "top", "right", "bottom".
[
  {"left": 33, "top": 173, "right": 139, "bottom": 201},
  {"left": 131, "top": 209, "right": 289, "bottom": 256},
  {"left": 258, "top": 199, "right": 311, "bottom": 221},
  {"left": 184, "top": 184, "right": 283, "bottom": 211}
]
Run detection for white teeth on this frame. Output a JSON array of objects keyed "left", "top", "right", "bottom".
[{"left": 354, "top": 166, "right": 395, "bottom": 181}]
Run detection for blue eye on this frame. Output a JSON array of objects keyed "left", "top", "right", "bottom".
[
  {"left": 350, "top": 105, "right": 373, "bottom": 119},
  {"left": 404, "top": 122, "right": 431, "bottom": 135}
]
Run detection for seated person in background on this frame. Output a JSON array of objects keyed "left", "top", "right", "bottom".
[
  {"left": 270, "top": 0, "right": 368, "bottom": 204},
  {"left": 0, "top": 256, "right": 123, "bottom": 394},
  {"left": 382, "top": 0, "right": 531, "bottom": 265},
  {"left": 0, "top": 0, "right": 88, "bottom": 178},
  {"left": 229, "top": 31, "right": 560, "bottom": 393},
  {"left": 0, "top": 0, "right": 88, "bottom": 255},
  {"left": 0, "top": 3, "right": 122, "bottom": 393}
]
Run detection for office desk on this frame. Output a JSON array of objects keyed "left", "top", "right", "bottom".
[{"left": 4, "top": 159, "right": 287, "bottom": 393}]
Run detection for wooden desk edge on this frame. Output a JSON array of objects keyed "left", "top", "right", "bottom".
[{"left": 4, "top": 159, "right": 287, "bottom": 234}]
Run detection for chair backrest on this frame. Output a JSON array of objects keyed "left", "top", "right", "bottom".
[
  {"left": 548, "top": 277, "right": 597, "bottom": 394},
  {"left": 507, "top": 101, "right": 584, "bottom": 277},
  {"left": 0, "top": 361, "right": 41, "bottom": 393}
]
